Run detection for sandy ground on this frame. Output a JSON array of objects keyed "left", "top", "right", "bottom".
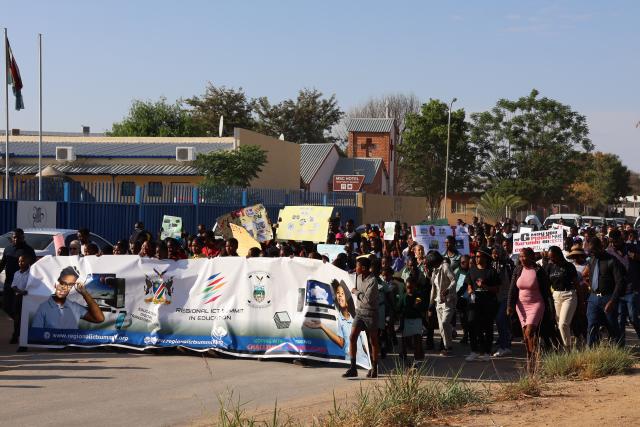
[
  {"left": 225, "top": 368, "right": 640, "bottom": 427},
  {"left": 459, "top": 369, "right": 640, "bottom": 427}
]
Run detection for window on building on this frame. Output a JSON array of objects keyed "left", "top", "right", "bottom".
[
  {"left": 120, "top": 181, "right": 135, "bottom": 197},
  {"left": 452, "top": 200, "right": 467, "bottom": 214},
  {"left": 147, "top": 181, "right": 164, "bottom": 197}
]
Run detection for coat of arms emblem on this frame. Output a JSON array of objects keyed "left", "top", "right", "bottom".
[
  {"left": 247, "top": 272, "right": 271, "bottom": 307},
  {"left": 144, "top": 268, "right": 174, "bottom": 304}
]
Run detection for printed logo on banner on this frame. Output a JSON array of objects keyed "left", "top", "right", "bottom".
[
  {"left": 144, "top": 268, "right": 174, "bottom": 305},
  {"left": 211, "top": 325, "right": 228, "bottom": 347},
  {"left": 201, "top": 273, "right": 227, "bottom": 304},
  {"left": 248, "top": 272, "right": 272, "bottom": 307}
]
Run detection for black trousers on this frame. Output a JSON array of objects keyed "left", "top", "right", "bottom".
[{"left": 467, "top": 294, "right": 498, "bottom": 354}]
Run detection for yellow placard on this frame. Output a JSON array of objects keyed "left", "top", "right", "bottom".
[
  {"left": 276, "top": 206, "right": 334, "bottom": 243},
  {"left": 230, "top": 223, "right": 261, "bottom": 256}
]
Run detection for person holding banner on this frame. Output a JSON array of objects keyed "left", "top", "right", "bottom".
[{"left": 343, "top": 257, "right": 379, "bottom": 379}]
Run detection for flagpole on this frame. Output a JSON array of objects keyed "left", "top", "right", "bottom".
[
  {"left": 4, "top": 28, "right": 9, "bottom": 200},
  {"left": 38, "top": 33, "right": 42, "bottom": 201}
]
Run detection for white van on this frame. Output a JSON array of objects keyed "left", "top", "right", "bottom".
[{"left": 543, "top": 214, "right": 582, "bottom": 229}]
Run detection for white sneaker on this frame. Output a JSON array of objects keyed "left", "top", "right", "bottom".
[
  {"left": 478, "top": 354, "right": 491, "bottom": 361},
  {"left": 465, "top": 352, "right": 480, "bottom": 362},
  {"left": 492, "top": 348, "right": 505, "bottom": 357}
]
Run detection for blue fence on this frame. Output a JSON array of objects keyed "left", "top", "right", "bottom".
[{"left": 0, "top": 181, "right": 360, "bottom": 243}]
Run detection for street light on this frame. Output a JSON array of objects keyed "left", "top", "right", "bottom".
[{"left": 442, "top": 97, "right": 457, "bottom": 220}]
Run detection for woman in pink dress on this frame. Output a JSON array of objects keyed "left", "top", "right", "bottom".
[{"left": 507, "top": 247, "right": 552, "bottom": 372}]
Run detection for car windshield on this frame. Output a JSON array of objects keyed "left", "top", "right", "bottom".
[
  {"left": 0, "top": 232, "right": 53, "bottom": 250},
  {"left": 544, "top": 218, "right": 578, "bottom": 227},
  {"left": 584, "top": 218, "right": 604, "bottom": 226}
]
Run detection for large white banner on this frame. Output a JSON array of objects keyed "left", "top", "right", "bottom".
[
  {"left": 17, "top": 201, "right": 57, "bottom": 229},
  {"left": 411, "top": 225, "right": 470, "bottom": 255},
  {"left": 21, "top": 256, "right": 370, "bottom": 368},
  {"left": 512, "top": 229, "right": 564, "bottom": 254}
]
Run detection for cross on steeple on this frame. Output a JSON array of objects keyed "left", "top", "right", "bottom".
[{"left": 360, "top": 138, "right": 374, "bottom": 157}]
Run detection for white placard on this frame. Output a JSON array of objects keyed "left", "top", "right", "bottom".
[{"left": 512, "top": 229, "right": 564, "bottom": 254}]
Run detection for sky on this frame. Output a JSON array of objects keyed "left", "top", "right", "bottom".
[{"left": 2, "top": 1, "right": 639, "bottom": 168}]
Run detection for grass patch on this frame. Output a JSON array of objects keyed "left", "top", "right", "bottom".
[
  {"left": 540, "top": 343, "right": 636, "bottom": 380},
  {"left": 496, "top": 375, "right": 544, "bottom": 401},
  {"left": 216, "top": 391, "right": 295, "bottom": 427},
  {"left": 320, "top": 365, "right": 485, "bottom": 427}
]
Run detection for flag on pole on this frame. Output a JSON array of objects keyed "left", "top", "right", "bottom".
[{"left": 5, "top": 37, "right": 24, "bottom": 110}]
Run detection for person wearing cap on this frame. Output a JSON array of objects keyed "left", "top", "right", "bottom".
[
  {"left": 31, "top": 266, "right": 105, "bottom": 330},
  {"left": 567, "top": 244, "right": 589, "bottom": 342},
  {"left": 464, "top": 246, "right": 500, "bottom": 362}
]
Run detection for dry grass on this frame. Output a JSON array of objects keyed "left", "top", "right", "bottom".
[{"left": 540, "top": 343, "right": 636, "bottom": 380}]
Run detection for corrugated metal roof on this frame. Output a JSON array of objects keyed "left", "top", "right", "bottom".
[
  {"left": 3, "top": 141, "right": 234, "bottom": 158},
  {"left": 0, "top": 164, "right": 199, "bottom": 176},
  {"left": 332, "top": 157, "right": 383, "bottom": 184},
  {"left": 346, "top": 118, "right": 395, "bottom": 133},
  {"left": 300, "top": 143, "right": 336, "bottom": 184}
]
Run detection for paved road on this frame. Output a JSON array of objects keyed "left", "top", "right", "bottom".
[{"left": 0, "top": 311, "right": 532, "bottom": 427}]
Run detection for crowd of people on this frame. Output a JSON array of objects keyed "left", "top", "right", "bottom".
[{"left": 1, "top": 215, "right": 638, "bottom": 377}]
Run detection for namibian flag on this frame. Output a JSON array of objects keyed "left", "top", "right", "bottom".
[{"left": 6, "top": 37, "right": 24, "bottom": 111}]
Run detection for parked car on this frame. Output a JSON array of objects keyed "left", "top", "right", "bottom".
[
  {"left": 0, "top": 228, "right": 112, "bottom": 289},
  {"left": 543, "top": 214, "right": 582, "bottom": 229},
  {"left": 582, "top": 216, "right": 606, "bottom": 228},
  {"left": 605, "top": 217, "right": 626, "bottom": 228}
]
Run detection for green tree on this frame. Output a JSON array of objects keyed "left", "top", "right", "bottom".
[
  {"left": 254, "top": 88, "right": 343, "bottom": 144},
  {"left": 476, "top": 191, "right": 527, "bottom": 222},
  {"left": 398, "top": 99, "right": 477, "bottom": 219},
  {"left": 470, "top": 89, "right": 593, "bottom": 206},
  {"left": 193, "top": 145, "right": 267, "bottom": 188},
  {"left": 571, "top": 152, "right": 630, "bottom": 214},
  {"left": 185, "top": 83, "right": 256, "bottom": 137},
  {"left": 108, "top": 97, "right": 195, "bottom": 136}
]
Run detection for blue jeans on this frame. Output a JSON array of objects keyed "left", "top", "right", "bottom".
[
  {"left": 618, "top": 292, "right": 640, "bottom": 346},
  {"left": 586, "top": 293, "right": 621, "bottom": 346},
  {"left": 495, "top": 299, "right": 511, "bottom": 350}
]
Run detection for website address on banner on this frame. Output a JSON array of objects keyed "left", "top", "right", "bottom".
[
  {"left": 50, "top": 332, "right": 129, "bottom": 342},
  {"left": 150, "top": 338, "right": 215, "bottom": 346}
]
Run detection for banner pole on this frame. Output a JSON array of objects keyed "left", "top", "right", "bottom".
[{"left": 38, "top": 33, "right": 42, "bottom": 201}]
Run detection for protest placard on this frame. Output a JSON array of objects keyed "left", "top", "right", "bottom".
[
  {"left": 214, "top": 204, "right": 273, "bottom": 242},
  {"left": 230, "top": 223, "right": 261, "bottom": 256},
  {"left": 160, "top": 215, "right": 182, "bottom": 240},
  {"left": 276, "top": 206, "right": 334, "bottom": 243},
  {"left": 383, "top": 222, "right": 396, "bottom": 241},
  {"left": 512, "top": 229, "right": 564, "bottom": 254},
  {"left": 411, "top": 225, "right": 470, "bottom": 255}
]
